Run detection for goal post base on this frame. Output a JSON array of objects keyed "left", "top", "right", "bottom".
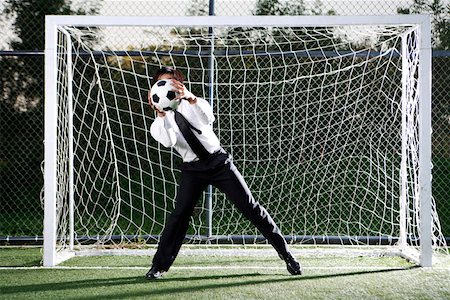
[
  {"left": 49, "top": 244, "right": 422, "bottom": 262},
  {"left": 43, "top": 250, "right": 76, "bottom": 267}
]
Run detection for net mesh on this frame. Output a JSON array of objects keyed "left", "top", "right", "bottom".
[{"left": 50, "top": 23, "right": 447, "bottom": 261}]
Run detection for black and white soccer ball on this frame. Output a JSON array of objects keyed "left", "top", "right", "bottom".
[{"left": 150, "top": 79, "right": 180, "bottom": 111}]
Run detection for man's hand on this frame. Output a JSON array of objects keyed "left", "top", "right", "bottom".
[{"left": 171, "top": 80, "right": 197, "bottom": 104}]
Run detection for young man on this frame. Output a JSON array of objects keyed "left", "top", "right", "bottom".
[{"left": 146, "top": 66, "right": 302, "bottom": 279}]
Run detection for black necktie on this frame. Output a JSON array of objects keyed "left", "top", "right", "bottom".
[{"left": 174, "top": 110, "right": 211, "bottom": 160}]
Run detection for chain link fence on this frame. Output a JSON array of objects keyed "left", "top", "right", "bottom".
[{"left": 1, "top": 0, "right": 449, "bottom": 242}]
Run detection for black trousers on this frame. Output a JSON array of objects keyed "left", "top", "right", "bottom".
[{"left": 152, "top": 151, "right": 290, "bottom": 271}]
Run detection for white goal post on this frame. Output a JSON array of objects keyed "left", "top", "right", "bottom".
[{"left": 44, "top": 15, "right": 445, "bottom": 267}]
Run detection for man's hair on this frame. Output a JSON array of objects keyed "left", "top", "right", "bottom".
[{"left": 152, "top": 67, "right": 185, "bottom": 84}]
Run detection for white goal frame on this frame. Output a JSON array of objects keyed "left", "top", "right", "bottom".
[{"left": 44, "top": 15, "right": 433, "bottom": 267}]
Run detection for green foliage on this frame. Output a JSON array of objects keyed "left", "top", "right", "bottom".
[
  {"left": 1, "top": 0, "right": 100, "bottom": 110},
  {"left": 255, "top": 0, "right": 306, "bottom": 15},
  {"left": 5, "top": 0, "right": 82, "bottom": 50},
  {"left": 397, "top": 0, "right": 450, "bottom": 49},
  {"left": 255, "top": 0, "right": 285, "bottom": 15},
  {"left": 0, "top": 0, "right": 100, "bottom": 237},
  {"left": 187, "top": 0, "right": 209, "bottom": 16},
  {"left": 254, "top": 0, "right": 335, "bottom": 16}
]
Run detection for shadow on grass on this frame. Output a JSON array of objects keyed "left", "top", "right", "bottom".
[{"left": 1, "top": 266, "right": 418, "bottom": 298}]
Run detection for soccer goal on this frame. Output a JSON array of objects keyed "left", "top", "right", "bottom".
[{"left": 44, "top": 15, "right": 447, "bottom": 267}]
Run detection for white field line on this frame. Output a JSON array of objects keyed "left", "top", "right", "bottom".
[{"left": 1, "top": 266, "right": 449, "bottom": 271}]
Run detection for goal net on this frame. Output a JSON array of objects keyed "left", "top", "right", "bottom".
[{"left": 44, "top": 16, "right": 447, "bottom": 266}]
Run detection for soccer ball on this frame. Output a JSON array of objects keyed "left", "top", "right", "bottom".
[{"left": 150, "top": 79, "right": 180, "bottom": 111}]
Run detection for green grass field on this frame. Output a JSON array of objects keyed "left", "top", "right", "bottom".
[{"left": 1, "top": 247, "right": 449, "bottom": 299}]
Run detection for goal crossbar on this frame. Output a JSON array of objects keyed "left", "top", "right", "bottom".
[{"left": 44, "top": 14, "right": 432, "bottom": 27}]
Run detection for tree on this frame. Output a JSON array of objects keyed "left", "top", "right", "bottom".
[
  {"left": 397, "top": 0, "right": 449, "bottom": 50},
  {"left": 254, "top": 0, "right": 335, "bottom": 16},
  {"left": 0, "top": 0, "right": 100, "bottom": 236},
  {"left": 187, "top": 0, "right": 209, "bottom": 16},
  {"left": 1, "top": 0, "right": 100, "bottom": 111},
  {"left": 254, "top": 0, "right": 306, "bottom": 15}
]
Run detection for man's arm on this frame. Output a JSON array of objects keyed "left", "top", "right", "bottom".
[
  {"left": 175, "top": 83, "right": 215, "bottom": 126},
  {"left": 190, "top": 97, "right": 215, "bottom": 126},
  {"left": 150, "top": 115, "right": 176, "bottom": 148}
]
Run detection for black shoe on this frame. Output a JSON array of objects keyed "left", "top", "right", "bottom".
[
  {"left": 284, "top": 254, "right": 302, "bottom": 275},
  {"left": 145, "top": 265, "right": 165, "bottom": 280}
]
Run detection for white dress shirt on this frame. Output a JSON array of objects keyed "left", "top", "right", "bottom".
[{"left": 150, "top": 97, "right": 221, "bottom": 162}]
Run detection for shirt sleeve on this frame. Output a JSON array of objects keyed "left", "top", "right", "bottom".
[
  {"left": 150, "top": 115, "right": 177, "bottom": 148},
  {"left": 190, "top": 97, "right": 215, "bottom": 125}
]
